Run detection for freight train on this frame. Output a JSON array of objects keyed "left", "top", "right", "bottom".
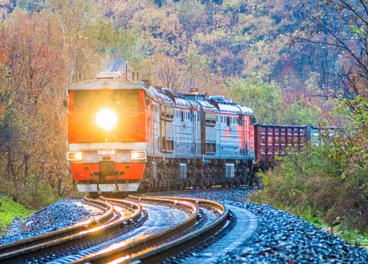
[{"left": 67, "top": 72, "right": 320, "bottom": 194}]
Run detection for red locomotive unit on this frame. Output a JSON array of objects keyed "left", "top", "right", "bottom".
[
  {"left": 67, "top": 72, "right": 147, "bottom": 193},
  {"left": 67, "top": 72, "right": 257, "bottom": 194}
]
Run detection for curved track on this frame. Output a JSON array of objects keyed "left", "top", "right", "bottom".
[
  {"left": 72, "top": 195, "right": 231, "bottom": 264},
  {"left": 0, "top": 197, "right": 142, "bottom": 264},
  {"left": 0, "top": 195, "right": 233, "bottom": 264}
]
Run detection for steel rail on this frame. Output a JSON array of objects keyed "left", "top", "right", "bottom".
[
  {"left": 99, "top": 196, "right": 143, "bottom": 225},
  {"left": 117, "top": 196, "right": 230, "bottom": 264},
  {"left": 0, "top": 197, "right": 112, "bottom": 255},
  {"left": 71, "top": 195, "right": 200, "bottom": 264},
  {"left": 0, "top": 197, "right": 142, "bottom": 263}
]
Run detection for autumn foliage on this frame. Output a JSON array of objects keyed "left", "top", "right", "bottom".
[{"left": 0, "top": 1, "right": 366, "bottom": 239}]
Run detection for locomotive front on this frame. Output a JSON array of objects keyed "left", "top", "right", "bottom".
[{"left": 67, "top": 72, "right": 147, "bottom": 193}]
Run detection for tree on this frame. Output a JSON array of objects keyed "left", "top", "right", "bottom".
[
  {"left": 45, "top": 0, "right": 117, "bottom": 83},
  {"left": 0, "top": 35, "right": 9, "bottom": 145},
  {"left": 0, "top": 0, "right": 129, "bottom": 205},
  {"left": 130, "top": 6, "right": 185, "bottom": 56},
  {"left": 296, "top": 0, "right": 368, "bottom": 101},
  {"left": 15, "top": 0, "right": 45, "bottom": 13},
  {"left": 174, "top": 0, "right": 207, "bottom": 39},
  {"left": 279, "top": 101, "right": 322, "bottom": 125},
  {"left": 150, "top": 52, "right": 184, "bottom": 89},
  {"left": 231, "top": 75, "right": 281, "bottom": 124},
  {"left": 0, "top": 9, "right": 69, "bottom": 205},
  {"left": 0, "top": 0, "right": 14, "bottom": 17}
]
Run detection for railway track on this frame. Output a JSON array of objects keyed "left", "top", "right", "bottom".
[
  {"left": 0, "top": 195, "right": 231, "bottom": 264},
  {"left": 76, "top": 195, "right": 230, "bottom": 264},
  {"left": 0, "top": 197, "right": 143, "bottom": 264}
]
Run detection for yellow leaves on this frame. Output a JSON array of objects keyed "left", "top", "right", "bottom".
[
  {"left": 0, "top": 31, "right": 8, "bottom": 70},
  {"left": 0, "top": 101, "right": 6, "bottom": 122},
  {"left": 148, "top": 52, "right": 183, "bottom": 89}
]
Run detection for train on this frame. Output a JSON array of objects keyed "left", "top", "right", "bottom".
[{"left": 67, "top": 72, "right": 325, "bottom": 194}]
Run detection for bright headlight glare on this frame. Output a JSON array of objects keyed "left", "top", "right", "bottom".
[
  {"left": 96, "top": 108, "right": 117, "bottom": 131},
  {"left": 67, "top": 152, "right": 83, "bottom": 161},
  {"left": 131, "top": 151, "right": 146, "bottom": 160}
]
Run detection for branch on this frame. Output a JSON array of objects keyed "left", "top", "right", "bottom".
[
  {"left": 359, "top": 0, "right": 368, "bottom": 20},
  {"left": 307, "top": 9, "right": 368, "bottom": 76},
  {"left": 339, "top": 0, "right": 368, "bottom": 28}
]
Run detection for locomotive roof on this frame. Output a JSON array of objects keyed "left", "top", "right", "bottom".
[
  {"left": 69, "top": 74, "right": 253, "bottom": 115},
  {"left": 145, "top": 86, "right": 200, "bottom": 110},
  {"left": 70, "top": 78, "right": 142, "bottom": 90},
  {"left": 218, "top": 103, "right": 253, "bottom": 116},
  {"left": 195, "top": 100, "right": 253, "bottom": 116},
  {"left": 145, "top": 86, "right": 173, "bottom": 106}
]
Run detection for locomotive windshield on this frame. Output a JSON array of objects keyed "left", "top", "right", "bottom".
[{"left": 73, "top": 90, "right": 140, "bottom": 109}]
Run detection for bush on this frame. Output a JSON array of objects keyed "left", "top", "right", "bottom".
[
  {"left": 251, "top": 144, "right": 368, "bottom": 233},
  {"left": 0, "top": 173, "right": 60, "bottom": 209}
]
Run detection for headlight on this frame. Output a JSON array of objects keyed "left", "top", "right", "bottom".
[
  {"left": 131, "top": 151, "right": 146, "bottom": 160},
  {"left": 67, "top": 152, "right": 83, "bottom": 161},
  {"left": 96, "top": 108, "right": 117, "bottom": 131}
]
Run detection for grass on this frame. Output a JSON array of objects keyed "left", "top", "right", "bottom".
[
  {"left": 0, "top": 194, "right": 35, "bottom": 233},
  {"left": 337, "top": 228, "right": 368, "bottom": 249}
]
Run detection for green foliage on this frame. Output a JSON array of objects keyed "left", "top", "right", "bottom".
[
  {"left": 279, "top": 101, "right": 323, "bottom": 125},
  {"left": 24, "top": 174, "right": 59, "bottom": 208},
  {"left": 0, "top": 169, "right": 60, "bottom": 209},
  {"left": 298, "top": 206, "right": 326, "bottom": 227},
  {"left": 115, "top": 29, "right": 141, "bottom": 64},
  {"left": 231, "top": 74, "right": 281, "bottom": 123},
  {"left": 0, "top": 194, "right": 35, "bottom": 231},
  {"left": 338, "top": 229, "right": 368, "bottom": 249},
  {"left": 230, "top": 75, "right": 323, "bottom": 124}
]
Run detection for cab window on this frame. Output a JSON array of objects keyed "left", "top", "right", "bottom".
[{"left": 73, "top": 90, "right": 140, "bottom": 109}]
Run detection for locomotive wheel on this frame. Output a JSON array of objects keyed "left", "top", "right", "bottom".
[
  {"left": 160, "top": 181, "right": 165, "bottom": 192},
  {"left": 239, "top": 178, "right": 245, "bottom": 186},
  {"left": 162, "top": 181, "right": 167, "bottom": 191},
  {"left": 188, "top": 179, "right": 193, "bottom": 189},
  {"left": 198, "top": 179, "right": 204, "bottom": 189},
  {"left": 205, "top": 178, "right": 211, "bottom": 189},
  {"left": 235, "top": 179, "right": 240, "bottom": 187},
  {"left": 154, "top": 181, "right": 161, "bottom": 192}
]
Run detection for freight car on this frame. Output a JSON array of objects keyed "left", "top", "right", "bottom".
[
  {"left": 67, "top": 72, "right": 256, "bottom": 193},
  {"left": 253, "top": 124, "right": 308, "bottom": 169},
  {"left": 253, "top": 124, "right": 336, "bottom": 170}
]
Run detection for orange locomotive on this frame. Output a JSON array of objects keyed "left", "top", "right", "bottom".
[
  {"left": 67, "top": 71, "right": 259, "bottom": 193},
  {"left": 67, "top": 72, "right": 147, "bottom": 193}
]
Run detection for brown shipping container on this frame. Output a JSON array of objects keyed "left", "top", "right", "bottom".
[{"left": 254, "top": 124, "right": 308, "bottom": 167}]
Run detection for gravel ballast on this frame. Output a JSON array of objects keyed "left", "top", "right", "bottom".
[
  {"left": 160, "top": 188, "right": 368, "bottom": 263},
  {"left": 0, "top": 198, "right": 102, "bottom": 245}
]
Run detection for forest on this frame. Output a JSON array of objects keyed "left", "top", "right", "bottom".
[{"left": 0, "top": 0, "right": 368, "bottom": 239}]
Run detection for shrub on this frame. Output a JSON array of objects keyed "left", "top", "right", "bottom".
[{"left": 251, "top": 144, "right": 368, "bottom": 233}]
